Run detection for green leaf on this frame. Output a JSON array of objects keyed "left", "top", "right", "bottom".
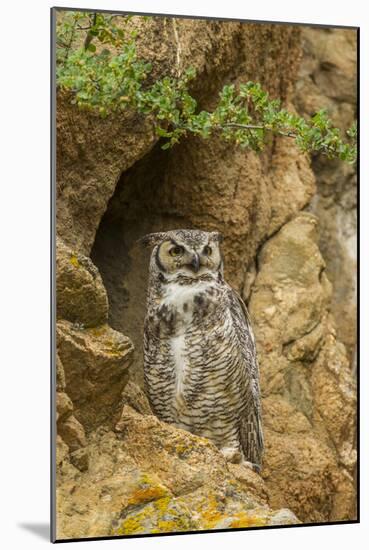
[{"left": 161, "top": 141, "right": 172, "bottom": 150}]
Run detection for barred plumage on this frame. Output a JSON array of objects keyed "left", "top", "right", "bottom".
[{"left": 141, "top": 229, "right": 264, "bottom": 470}]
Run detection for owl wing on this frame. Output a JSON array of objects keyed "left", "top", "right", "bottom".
[
  {"left": 143, "top": 313, "right": 175, "bottom": 423},
  {"left": 143, "top": 316, "right": 160, "bottom": 413},
  {"left": 225, "top": 284, "right": 264, "bottom": 470}
]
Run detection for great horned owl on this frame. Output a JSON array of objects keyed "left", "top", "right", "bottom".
[{"left": 140, "top": 229, "right": 264, "bottom": 471}]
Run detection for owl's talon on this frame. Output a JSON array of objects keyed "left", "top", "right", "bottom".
[
  {"left": 220, "top": 447, "right": 242, "bottom": 463},
  {"left": 241, "top": 460, "right": 254, "bottom": 470},
  {"left": 241, "top": 460, "right": 261, "bottom": 473}
]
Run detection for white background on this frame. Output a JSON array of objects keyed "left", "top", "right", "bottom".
[{"left": 1, "top": 0, "right": 366, "bottom": 548}]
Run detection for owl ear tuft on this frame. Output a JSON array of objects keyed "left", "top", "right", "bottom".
[
  {"left": 137, "top": 232, "right": 167, "bottom": 248},
  {"left": 210, "top": 231, "right": 224, "bottom": 244}
]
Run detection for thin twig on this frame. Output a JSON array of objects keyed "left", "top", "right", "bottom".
[
  {"left": 84, "top": 12, "right": 97, "bottom": 50},
  {"left": 220, "top": 122, "right": 296, "bottom": 138},
  {"left": 219, "top": 123, "right": 264, "bottom": 130},
  {"left": 63, "top": 18, "right": 77, "bottom": 64},
  {"left": 172, "top": 19, "right": 182, "bottom": 78}
]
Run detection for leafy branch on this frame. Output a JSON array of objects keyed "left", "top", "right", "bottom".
[{"left": 56, "top": 11, "right": 357, "bottom": 163}]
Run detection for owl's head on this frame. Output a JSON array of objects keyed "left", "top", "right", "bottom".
[{"left": 140, "top": 229, "right": 224, "bottom": 281}]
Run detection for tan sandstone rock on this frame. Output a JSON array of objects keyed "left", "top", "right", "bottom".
[
  {"left": 249, "top": 213, "right": 356, "bottom": 522},
  {"left": 55, "top": 355, "right": 89, "bottom": 471},
  {"left": 56, "top": 320, "right": 133, "bottom": 432},
  {"left": 295, "top": 27, "right": 357, "bottom": 358},
  {"left": 56, "top": 237, "right": 108, "bottom": 327},
  {"left": 56, "top": 407, "right": 299, "bottom": 540}
]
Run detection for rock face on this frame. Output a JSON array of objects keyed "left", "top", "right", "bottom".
[
  {"left": 56, "top": 354, "right": 89, "bottom": 472},
  {"left": 56, "top": 237, "right": 108, "bottom": 327},
  {"left": 56, "top": 235, "right": 134, "bottom": 435},
  {"left": 294, "top": 27, "right": 357, "bottom": 360},
  {"left": 57, "top": 400, "right": 299, "bottom": 539},
  {"left": 248, "top": 213, "right": 356, "bottom": 522},
  {"left": 55, "top": 13, "right": 357, "bottom": 540},
  {"left": 57, "top": 320, "right": 133, "bottom": 432}
]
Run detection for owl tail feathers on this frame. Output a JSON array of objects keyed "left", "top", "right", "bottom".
[{"left": 239, "top": 409, "right": 264, "bottom": 472}]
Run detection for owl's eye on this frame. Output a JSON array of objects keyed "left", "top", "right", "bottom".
[
  {"left": 203, "top": 245, "right": 212, "bottom": 256},
  {"left": 169, "top": 245, "right": 184, "bottom": 257}
]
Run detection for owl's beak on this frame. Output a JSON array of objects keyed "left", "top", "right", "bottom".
[{"left": 189, "top": 253, "right": 200, "bottom": 273}]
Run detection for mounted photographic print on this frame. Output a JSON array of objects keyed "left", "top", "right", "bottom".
[{"left": 51, "top": 6, "right": 359, "bottom": 542}]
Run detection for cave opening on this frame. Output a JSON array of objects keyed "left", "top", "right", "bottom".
[{"left": 91, "top": 141, "right": 191, "bottom": 385}]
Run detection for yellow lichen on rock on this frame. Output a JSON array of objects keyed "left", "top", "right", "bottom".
[
  {"left": 197, "top": 493, "right": 224, "bottom": 529},
  {"left": 228, "top": 513, "right": 267, "bottom": 528},
  {"left": 126, "top": 473, "right": 170, "bottom": 507},
  {"left": 112, "top": 496, "right": 196, "bottom": 536},
  {"left": 69, "top": 254, "right": 80, "bottom": 268}
]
